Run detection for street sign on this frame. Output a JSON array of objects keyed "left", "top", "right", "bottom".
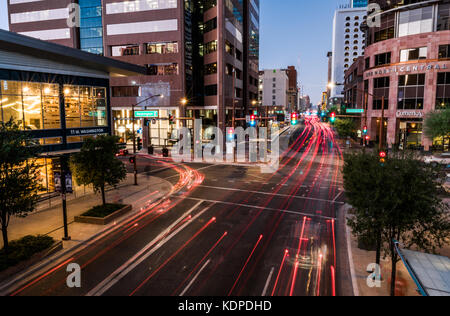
[
  {"left": 134, "top": 110, "right": 159, "bottom": 118},
  {"left": 346, "top": 109, "right": 365, "bottom": 114}
]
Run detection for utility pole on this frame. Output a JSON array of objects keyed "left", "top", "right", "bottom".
[
  {"left": 60, "top": 154, "right": 71, "bottom": 241},
  {"left": 232, "top": 68, "right": 236, "bottom": 128},
  {"left": 379, "top": 96, "right": 385, "bottom": 151},
  {"left": 130, "top": 94, "right": 163, "bottom": 186}
]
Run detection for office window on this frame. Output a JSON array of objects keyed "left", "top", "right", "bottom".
[
  {"left": 400, "top": 47, "right": 427, "bottom": 62},
  {"left": 146, "top": 64, "right": 179, "bottom": 76},
  {"left": 205, "top": 63, "right": 218, "bottom": 75},
  {"left": 373, "top": 77, "right": 390, "bottom": 110},
  {"left": 111, "top": 45, "right": 140, "bottom": 56},
  {"left": 146, "top": 42, "right": 178, "bottom": 54},
  {"left": 112, "top": 86, "right": 140, "bottom": 97},
  {"left": 375, "top": 52, "right": 391, "bottom": 66},
  {"left": 438, "top": 45, "right": 450, "bottom": 59},
  {"left": 398, "top": 74, "right": 425, "bottom": 110},
  {"left": 398, "top": 6, "right": 433, "bottom": 37},
  {"left": 437, "top": 3, "right": 450, "bottom": 31},
  {"left": 204, "top": 41, "right": 218, "bottom": 54},
  {"left": 205, "top": 84, "right": 217, "bottom": 96},
  {"left": 436, "top": 72, "right": 450, "bottom": 109},
  {"left": 204, "top": 17, "right": 217, "bottom": 33}
]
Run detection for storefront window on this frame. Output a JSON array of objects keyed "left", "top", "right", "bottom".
[
  {"left": 1, "top": 81, "right": 23, "bottom": 127},
  {"left": 42, "top": 84, "right": 61, "bottom": 129},
  {"left": 23, "top": 83, "right": 43, "bottom": 130},
  {"left": 397, "top": 74, "right": 425, "bottom": 110},
  {"left": 64, "top": 85, "right": 107, "bottom": 128}
]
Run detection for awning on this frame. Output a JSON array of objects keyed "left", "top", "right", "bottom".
[{"left": 396, "top": 242, "right": 450, "bottom": 296}]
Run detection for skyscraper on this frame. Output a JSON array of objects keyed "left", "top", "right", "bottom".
[
  {"left": 8, "top": 0, "right": 260, "bottom": 147},
  {"left": 330, "top": 4, "right": 367, "bottom": 98}
]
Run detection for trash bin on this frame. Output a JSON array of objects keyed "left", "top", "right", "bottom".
[
  {"left": 162, "top": 147, "right": 169, "bottom": 158},
  {"left": 148, "top": 145, "right": 154, "bottom": 155}
]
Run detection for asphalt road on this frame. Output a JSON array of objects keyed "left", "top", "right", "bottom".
[{"left": 9, "top": 118, "right": 347, "bottom": 296}]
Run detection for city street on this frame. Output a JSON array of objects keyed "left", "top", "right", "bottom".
[{"left": 6, "top": 118, "right": 348, "bottom": 297}]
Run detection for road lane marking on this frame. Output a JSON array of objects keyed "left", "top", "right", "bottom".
[
  {"left": 86, "top": 200, "right": 212, "bottom": 296},
  {"left": 182, "top": 197, "right": 337, "bottom": 220},
  {"left": 261, "top": 267, "right": 274, "bottom": 297},
  {"left": 332, "top": 190, "right": 344, "bottom": 202},
  {"left": 197, "top": 185, "right": 341, "bottom": 204},
  {"left": 179, "top": 259, "right": 211, "bottom": 297}
]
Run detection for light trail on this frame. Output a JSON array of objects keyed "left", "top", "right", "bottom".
[
  {"left": 129, "top": 217, "right": 217, "bottom": 296},
  {"left": 271, "top": 249, "right": 289, "bottom": 296},
  {"left": 227, "top": 235, "right": 263, "bottom": 296},
  {"left": 173, "top": 231, "right": 228, "bottom": 296}
]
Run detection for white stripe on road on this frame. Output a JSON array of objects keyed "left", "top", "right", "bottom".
[
  {"left": 332, "top": 190, "right": 344, "bottom": 202},
  {"left": 197, "top": 185, "right": 341, "bottom": 204},
  {"left": 179, "top": 259, "right": 211, "bottom": 297},
  {"left": 261, "top": 267, "right": 275, "bottom": 297},
  {"left": 182, "top": 197, "right": 337, "bottom": 220},
  {"left": 86, "top": 200, "right": 212, "bottom": 296}
]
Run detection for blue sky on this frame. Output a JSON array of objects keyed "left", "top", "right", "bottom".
[
  {"left": 0, "top": 0, "right": 342, "bottom": 103},
  {"left": 260, "top": 0, "right": 341, "bottom": 104}
]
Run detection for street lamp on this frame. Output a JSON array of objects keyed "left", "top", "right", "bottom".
[{"left": 131, "top": 94, "right": 164, "bottom": 186}]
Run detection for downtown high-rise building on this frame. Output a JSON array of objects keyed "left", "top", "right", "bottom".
[
  {"left": 330, "top": 3, "right": 367, "bottom": 98},
  {"left": 8, "top": 0, "right": 260, "bottom": 147}
]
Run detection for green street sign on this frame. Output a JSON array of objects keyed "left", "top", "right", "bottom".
[
  {"left": 135, "top": 110, "right": 159, "bottom": 118},
  {"left": 346, "top": 109, "right": 365, "bottom": 114}
]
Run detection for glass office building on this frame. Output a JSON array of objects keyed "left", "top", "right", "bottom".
[
  {"left": 0, "top": 30, "right": 145, "bottom": 194},
  {"left": 79, "top": 0, "right": 104, "bottom": 55}
]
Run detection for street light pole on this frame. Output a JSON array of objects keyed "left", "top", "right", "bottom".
[
  {"left": 379, "top": 96, "right": 385, "bottom": 151},
  {"left": 130, "top": 94, "right": 163, "bottom": 186}
]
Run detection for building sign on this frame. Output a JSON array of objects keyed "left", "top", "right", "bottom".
[
  {"left": 54, "top": 172, "right": 73, "bottom": 194},
  {"left": 365, "top": 63, "right": 449, "bottom": 78},
  {"left": 396, "top": 110, "right": 424, "bottom": 118},
  {"left": 347, "top": 109, "right": 365, "bottom": 114},
  {"left": 134, "top": 111, "right": 159, "bottom": 118},
  {"left": 68, "top": 127, "right": 108, "bottom": 136}
]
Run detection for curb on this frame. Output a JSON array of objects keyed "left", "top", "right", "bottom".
[{"left": 343, "top": 203, "right": 360, "bottom": 296}]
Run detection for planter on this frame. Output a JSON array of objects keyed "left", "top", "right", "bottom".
[
  {"left": 0, "top": 241, "right": 63, "bottom": 283},
  {"left": 74, "top": 205, "right": 132, "bottom": 225}
]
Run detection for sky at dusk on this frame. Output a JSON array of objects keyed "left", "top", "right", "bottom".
[{"left": 0, "top": 0, "right": 344, "bottom": 104}]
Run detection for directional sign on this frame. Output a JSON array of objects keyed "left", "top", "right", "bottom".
[
  {"left": 346, "top": 109, "right": 365, "bottom": 114},
  {"left": 135, "top": 110, "right": 159, "bottom": 118}
]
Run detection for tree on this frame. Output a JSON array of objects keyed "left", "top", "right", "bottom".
[
  {"left": 380, "top": 152, "right": 450, "bottom": 296},
  {"left": 335, "top": 118, "right": 357, "bottom": 139},
  {"left": 344, "top": 151, "right": 450, "bottom": 296},
  {"left": 0, "top": 119, "right": 42, "bottom": 253},
  {"left": 424, "top": 109, "right": 450, "bottom": 150},
  {"left": 70, "top": 135, "right": 126, "bottom": 206},
  {"left": 344, "top": 152, "right": 385, "bottom": 266}
]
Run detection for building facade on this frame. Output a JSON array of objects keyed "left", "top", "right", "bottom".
[
  {"left": 330, "top": 5, "right": 367, "bottom": 97},
  {"left": 259, "top": 69, "right": 289, "bottom": 116},
  {"left": 362, "top": 0, "right": 450, "bottom": 151},
  {"left": 8, "top": 0, "right": 260, "bottom": 147},
  {"left": 0, "top": 29, "right": 144, "bottom": 194},
  {"left": 344, "top": 56, "right": 365, "bottom": 110}
]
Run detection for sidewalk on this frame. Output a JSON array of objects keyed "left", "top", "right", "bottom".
[
  {"left": 0, "top": 173, "right": 173, "bottom": 250},
  {"left": 343, "top": 203, "right": 450, "bottom": 296}
]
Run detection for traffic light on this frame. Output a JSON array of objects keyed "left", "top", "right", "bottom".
[
  {"left": 129, "top": 156, "right": 136, "bottom": 164},
  {"left": 379, "top": 151, "right": 387, "bottom": 165},
  {"left": 137, "top": 137, "right": 142, "bottom": 151},
  {"left": 363, "top": 126, "right": 368, "bottom": 135},
  {"left": 169, "top": 114, "right": 175, "bottom": 125},
  {"left": 227, "top": 128, "right": 235, "bottom": 141},
  {"left": 250, "top": 115, "right": 256, "bottom": 127},
  {"left": 291, "top": 113, "right": 298, "bottom": 125},
  {"left": 330, "top": 112, "right": 336, "bottom": 123}
]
